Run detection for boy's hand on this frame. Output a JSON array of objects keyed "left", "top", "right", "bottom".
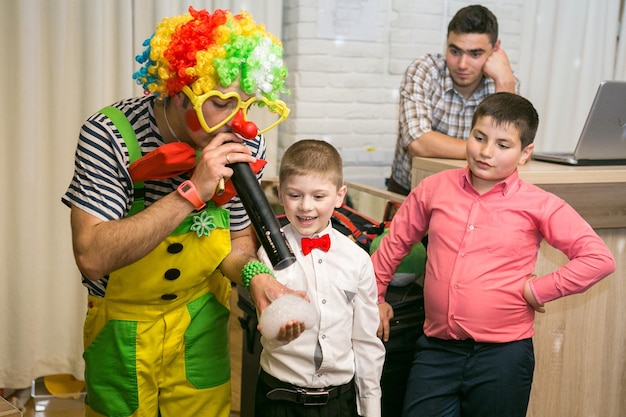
[
  {"left": 377, "top": 302, "right": 395, "bottom": 342},
  {"left": 275, "top": 320, "right": 306, "bottom": 343},
  {"left": 249, "top": 275, "right": 309, "bottom": 343},
  {"left": 523, "top": 276, "right": 546, "bottom": 313}
]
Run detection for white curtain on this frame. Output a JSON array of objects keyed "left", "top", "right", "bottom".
[
  {"left": 0, "top": 0, "right": 281, "bottom": 389},
  {"left": 518, "top": 0, "right": 626, "bottom": 152},
  {"left": 614, "top": 0, "right": 626, "bottom": 80}
]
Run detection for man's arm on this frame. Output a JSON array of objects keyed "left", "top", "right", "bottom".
[
  {"left": 70, "top": 193, "right": 194, "bottom": 281},
  {"left": 408, "top": 130, "right": 467, "bottom": 159}
]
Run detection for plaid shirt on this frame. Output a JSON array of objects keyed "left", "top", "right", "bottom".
[{"left": 390, "top": 53, "right": 520, "bottom": 191}]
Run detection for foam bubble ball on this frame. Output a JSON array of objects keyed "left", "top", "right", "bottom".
[{"left": 259, "top": 294, "right": 316, "bottom": 340}]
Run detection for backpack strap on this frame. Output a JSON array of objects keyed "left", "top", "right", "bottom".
[
  {"left": 99, "top": 106, "right": 145, "bottom": 216},
  {"left": 331, "top": 208, "right": 372, "bottom": 251}
]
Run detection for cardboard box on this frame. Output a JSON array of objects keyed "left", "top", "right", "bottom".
[
  {"left": 0, "top": 397, "right": 21, "bottom": 417},
  {"left": 31, "top": 376, "right": 85, "bottom": 412}
]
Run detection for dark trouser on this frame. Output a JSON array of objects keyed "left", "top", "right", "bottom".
[
  {"left": 255, "top": 369, "right": 358, "bottom": 417},
  {"left": 403, "top": 335, "right": 534, "bottom": 417},
  {"left": 387, "top": 176, "right": 410, "bottom": 196}
]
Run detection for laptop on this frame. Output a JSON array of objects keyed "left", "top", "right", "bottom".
[{"left": 532, "top": 80, "right": 626, "bottom": 165}]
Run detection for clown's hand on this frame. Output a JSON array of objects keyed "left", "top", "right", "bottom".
[{"left": 248, "top": 273, "right": 308, "bottom": 313}]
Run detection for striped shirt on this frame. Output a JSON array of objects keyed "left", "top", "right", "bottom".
[
  {"left": 390, "top": 53, "right": 520, "bottom": 191},
  {"left": 62, "top": 95, "right": 266, "bottom": 296}
]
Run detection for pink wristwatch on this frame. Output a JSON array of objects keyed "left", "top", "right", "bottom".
[{"left": 177, "top": 180, "right": 206, "bottom": 210}]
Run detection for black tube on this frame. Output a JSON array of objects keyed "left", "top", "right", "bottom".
[{"left": 229, "top": 162, "right": 296, "bottom": 270}]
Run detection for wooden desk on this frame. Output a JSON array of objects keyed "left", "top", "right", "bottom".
[{"left": 411, "top": 157, "right": 626, "bottom": 417}]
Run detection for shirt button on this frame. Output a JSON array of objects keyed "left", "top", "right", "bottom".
[
  {"left": 321, "top": 334, "right": 326, "bottom": 339},
  {"left": 318, "top": 259, "right": 323, "bottom": 264},
  {"left": 469, "top": 225, "right": 474, "bottom": 230},
  {"left": 161, "top": 294, "right": 177, "bottom": 300},
  {"left": 322, "top": 299, "right": 327, "bottom": 304}
]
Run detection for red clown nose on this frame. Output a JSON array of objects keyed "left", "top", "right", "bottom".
[{"left": 231, "top": 109, "right": 258, "bottom": 139}]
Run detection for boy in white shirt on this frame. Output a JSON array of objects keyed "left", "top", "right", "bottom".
[{"left": 255, "top": 139, "right": 386, "bottom": 417}]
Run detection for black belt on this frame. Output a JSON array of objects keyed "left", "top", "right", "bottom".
[{"left": 259, "top": 369, "right": 353, "bottom": 406}]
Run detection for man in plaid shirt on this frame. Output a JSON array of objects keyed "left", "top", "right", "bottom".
[{"left": 388, "top": 5, "right": 520, "bottom": 196}]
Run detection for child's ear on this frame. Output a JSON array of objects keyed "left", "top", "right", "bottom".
[
  {"left": 335, "top": 184, "right": 348, "bottom": 208},
  {"left": 519, "top": 143, "right": 534, "bottom": 165},
  {"left": 276, "top": 184, "right": 285, "bottom": 205}
]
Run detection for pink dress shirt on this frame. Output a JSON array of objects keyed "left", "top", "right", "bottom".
[{"left": 373, "top": 167, "right": 615, "bottom": 343}]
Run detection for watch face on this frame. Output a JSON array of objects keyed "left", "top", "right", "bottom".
[{"left": 181, "top": 183, "right": 192, "bottom": 193}]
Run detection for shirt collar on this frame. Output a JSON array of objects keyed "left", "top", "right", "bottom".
[{"left": 460, "top": 166, "right": 521, "bottom": 196}]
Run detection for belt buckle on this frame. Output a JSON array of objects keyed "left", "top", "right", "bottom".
[{"left": 297, "top": 388, "right": 329, "bottom": 406}]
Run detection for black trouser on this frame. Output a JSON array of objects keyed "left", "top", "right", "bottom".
[
  {"left": 255, "top": 369, "right": 358, "bottom": 417},
  {"left": 403, "top": 335, "right": 534, "bottom": 417}
]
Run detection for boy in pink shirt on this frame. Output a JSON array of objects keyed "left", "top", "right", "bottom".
[{"left": 373, "top": 92, "right": 615, "bottom": 417}]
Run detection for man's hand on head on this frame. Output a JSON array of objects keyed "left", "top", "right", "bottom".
[{"left": 483, "top": 47, "right": 516, "bottom": 93}]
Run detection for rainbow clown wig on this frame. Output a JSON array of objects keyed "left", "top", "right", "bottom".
[{"left": 132, "top": 7, "right": 288, "bottom": 102}]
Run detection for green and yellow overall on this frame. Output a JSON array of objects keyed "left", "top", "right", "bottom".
[{"left": 84, "top": 107, "right": 234, "bottom": 417}]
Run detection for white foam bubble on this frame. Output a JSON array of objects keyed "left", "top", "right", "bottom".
[{"left": 258, "top": 294, "right": 316, "bottom": 340}]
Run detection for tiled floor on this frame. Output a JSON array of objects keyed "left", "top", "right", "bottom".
[
  {"left": 17, "top": 289, "right": 246, "bottom": 417},
  {"left": 22, "top": 397, "right": 84, "bottom": 417}
]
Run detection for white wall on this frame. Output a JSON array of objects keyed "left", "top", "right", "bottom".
[{"left": 279, "top": 0, "right": 526, "bottom": 189}]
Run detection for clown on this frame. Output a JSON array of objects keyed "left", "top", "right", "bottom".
[{"left": 62, "top": 7, "right": 292, "bottom": 417}]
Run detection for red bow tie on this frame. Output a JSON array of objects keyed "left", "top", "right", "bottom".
[{"left": 301, "top": 234, "right": 331, "bottom": 255}]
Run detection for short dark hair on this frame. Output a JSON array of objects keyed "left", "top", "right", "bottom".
[
  {"left": 279, "top": 139, "right": 344, "bottom": 189},
  {"left": 472, "top": 92, "right": 539, "bottom": 149},
  {"left": 448, "top": 5, "right": 499, "bottom": 45}
]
